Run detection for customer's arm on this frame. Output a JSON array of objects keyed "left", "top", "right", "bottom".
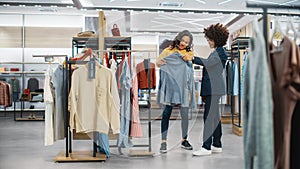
[{"left": 183, "top": 51, "right": 220, "bottom": 67}]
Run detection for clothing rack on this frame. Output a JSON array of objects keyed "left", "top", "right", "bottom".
[
  {"left": 54, "top": 57, "right": 106, "bottom": 162},
  {"left": 229, "top": 37, "right": 250, "bottom": 136},
  {"left": 100, "top": 49, "right": 155, "bottom": 156},
  {"left": 246, "top": 2, "right": 300, "bottom": 55}
]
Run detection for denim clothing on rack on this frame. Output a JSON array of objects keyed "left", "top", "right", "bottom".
[
  {"left": 157, "top": 53, "right": 196, "bottom": 108},
  {"left": 232, "top": 61, "right": 239, "bottom": 96},
  {"left": 117, "top": 58, "right": 133, "bottom": 148},
  {"left": 98, "top": 133, "right": 110, "bottom": 157},
  {"left": 161, "top": 105, "right": 189, "bottom": 140}
]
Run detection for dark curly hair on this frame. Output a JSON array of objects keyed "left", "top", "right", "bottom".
[
  {"left": 170, "top": 30, "right": 193, "bottom": 52},
  {"left": 203, "top": 23, "right": 229, "bottom": 47}
]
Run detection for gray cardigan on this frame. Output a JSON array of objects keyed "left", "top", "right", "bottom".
[{"left": 193, "top": 47, "right": 226, "bottom": 96}]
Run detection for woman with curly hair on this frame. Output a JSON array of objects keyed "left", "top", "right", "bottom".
[{"left": 183, "top": 23, "right": 229, "bottom": 156}]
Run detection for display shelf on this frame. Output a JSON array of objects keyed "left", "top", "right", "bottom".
[{"left": 15, "top": 117, "right": 44, "bottom": 121}]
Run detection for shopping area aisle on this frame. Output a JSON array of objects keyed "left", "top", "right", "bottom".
[{"left": 0, "top": 111, "right": 243, "bottom": 169}]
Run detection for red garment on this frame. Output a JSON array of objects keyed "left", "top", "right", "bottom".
[{"left": 136, "top": 60, "right": 156, "bottom": 89}]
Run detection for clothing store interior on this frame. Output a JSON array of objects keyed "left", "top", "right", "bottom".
[{"left": 0, "top": 0, "right": 299, "bottom": 169}]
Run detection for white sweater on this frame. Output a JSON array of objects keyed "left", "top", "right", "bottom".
[{"left": 68, "top": 63, "right": 120, "bottom": 134}]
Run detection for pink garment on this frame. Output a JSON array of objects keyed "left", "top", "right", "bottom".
[{"left": 130, "top": 75, "right": 143, "bottom": 137}]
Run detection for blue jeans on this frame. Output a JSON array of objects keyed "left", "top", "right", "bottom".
[
  {"left": 202, "top": 95, "right": 222, "bottom": 150},
  {"left": 161, "top": 105, "right": 189, "bottom": 140}
]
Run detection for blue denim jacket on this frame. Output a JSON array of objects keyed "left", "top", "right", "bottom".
[{"left": 157, "top": 53, "right": 196, "bottom": 108}]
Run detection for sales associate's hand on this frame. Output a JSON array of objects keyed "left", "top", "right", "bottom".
[
  {"left": 157, "top": 59, "right": 166, "bottom": 66},
  {"left": 182, "top": 54, "right": 194, "bottom": 61}
]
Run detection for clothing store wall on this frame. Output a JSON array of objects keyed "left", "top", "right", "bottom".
[{"left": 0, "top": 11, "right": 214, "bottom": 62}]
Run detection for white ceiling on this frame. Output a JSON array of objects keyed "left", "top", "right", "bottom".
[{"left": 0, "top": 0, "right": 299, "bottom": 34}]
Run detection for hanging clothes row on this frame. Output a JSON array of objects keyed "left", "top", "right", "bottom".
[{"left": 242, "top": 19, "right": 300, "bottom": 169}]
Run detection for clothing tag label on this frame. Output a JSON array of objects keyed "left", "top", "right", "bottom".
[{"left": 88, "top": 58, "right": 95, "bottom": 79}]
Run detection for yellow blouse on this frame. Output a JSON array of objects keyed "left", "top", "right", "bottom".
[{"left": 156, "top": 47, "right": 194, "bottom": 67}]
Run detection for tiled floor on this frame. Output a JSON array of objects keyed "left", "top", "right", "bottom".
[{"left": 0, "top": 109, "right": 244, "bottom": 169}]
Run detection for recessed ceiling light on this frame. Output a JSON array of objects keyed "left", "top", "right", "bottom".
[
  {"left": 159, "top": 2, "right": 184, "bottom": 7},
  {"left": 218, "top": 0, "right": 232, "bottom": 5},
  {"left": 248, "top": 0, "right": 280, "bottom": 5},
  {"left": 280, "top": 0, "right": 298, "bottom": 5},
  {"left": 195, "top": 0, "right": 206, "bottom": 4}
]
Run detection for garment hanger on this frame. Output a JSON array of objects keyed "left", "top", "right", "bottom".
[
  {"left": 270, "top": 16, "right": 284, "bottom": 53},
  {"left": 286, "top": 18, "right": 297, "bottom": 42}
]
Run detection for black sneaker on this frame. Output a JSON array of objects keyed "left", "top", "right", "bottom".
[
  {"left": 181, "top": 140, "right": 193, "bottom": 150},
  {"left": 160, "top": 142, "right": 167, "bottom": 153}
]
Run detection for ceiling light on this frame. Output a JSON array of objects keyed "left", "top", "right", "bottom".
[
  {"left": 188, "top": 11, "right": 194, "bottom": 14},
  {"left": 202, "top": 12, "right": 208, "bottom": 14},
  {"left": 19, "top": 4, "right": 25, "bottom": 7},
  {"left": 173, "top": 11, "right": 179, "bottom": 13},
  {"left": 50, "top": 5, "right": 58, "bottom": 7},
  {"left": 218, "top": 0, "right": 232, "bottom": 5},
  {"left": 35, "top": 5, "right": 42, "bottom": 7},
  {"left": 247, "top": 0, "right": 280, "bottom": 5},
  {"left": 79, "top": 0, "right": 93, "bottom": 6},
  {"left": 159, "top": 2, "right": 184, "bottom": 7},
  {"left": 280, "top": 0, "right": 298, "bottom": 5},
  {"left": 217, "top": 12, "right": 223, "bottom": 14},
  {"left": 66, "top": 5, "right": 73, "bottom": 8},
  {"left": 157, "top": 10, "right": 165, "bottom": 13},
  {"left": 96, "top": 9, "right": 103, "bottom": 11},
  {"left": 195, "top": 0, "right": 206, "bottom": 4},
  {"left": 142, "top": 10, "right": 149, "bottom": 12}
]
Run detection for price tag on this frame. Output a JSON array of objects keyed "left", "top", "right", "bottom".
[{"left": 88, "top": 58, "right": 96, "bottom": 79}]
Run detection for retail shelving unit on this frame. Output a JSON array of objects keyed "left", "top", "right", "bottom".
[
  {"left": 72, "top": 37, "right": 98, "bottom": 57},
  {"left": 230, "top": 37, "right": 250, "bottom": 136},
  {"left": 0, "top": 62, "right": 49, "bottom": 121}
]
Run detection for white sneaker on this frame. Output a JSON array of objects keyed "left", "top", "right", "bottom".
[
  {"left": 192, "top": 148, "right": 212, "bottom": 156},
  {"left": 211, "top": 146, "right": 222, "bottom": 153}
]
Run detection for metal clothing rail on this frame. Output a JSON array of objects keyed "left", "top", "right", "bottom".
[
  {"left": 63, "top": 58, "right": 98, "bottom": 158},
  {"left": 246, "top": 2, "right": 300, "bottom": 54}
]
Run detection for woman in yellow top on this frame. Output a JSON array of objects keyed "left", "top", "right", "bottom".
[{"left": 156, "top": 30, "right": 194, "bottom": 153}]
